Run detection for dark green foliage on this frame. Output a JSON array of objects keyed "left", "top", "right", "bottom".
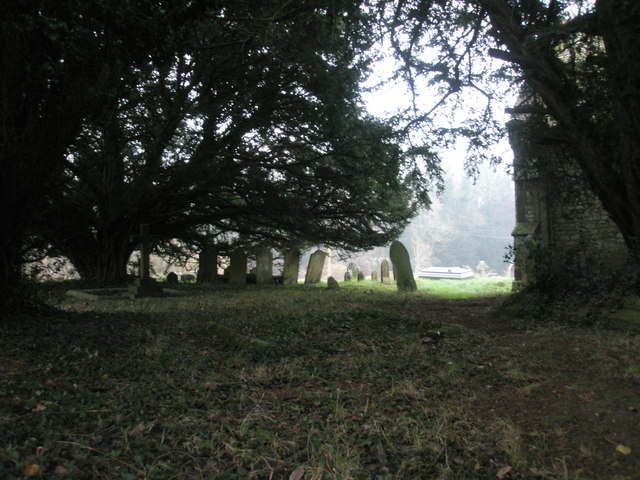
[
  {"left": 517, "top": 235, "right": 635, "bottom": 327},
  {"left": 0, "top": 0, "right": 215, "bottom": 301}
]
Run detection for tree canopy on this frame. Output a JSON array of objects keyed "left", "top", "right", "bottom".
[
  {"left": 4, "top": 0, "right": 438, "bottom": 289},
  {"left": 3, "top": 0, "right": 640, "bottom": 305},
  {"left": 1, "top": 0, "right": 213, "bottom": 304}
]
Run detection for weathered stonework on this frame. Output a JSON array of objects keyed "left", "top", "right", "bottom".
[{"left": 508, "top": 118, "right": 628, "bottom": 289}]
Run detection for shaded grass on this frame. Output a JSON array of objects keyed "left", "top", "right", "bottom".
[{"left": 1, "top": 281, "right": 638, "bottom": 479}]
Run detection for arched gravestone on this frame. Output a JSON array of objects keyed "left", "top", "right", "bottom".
[
  {"left": 371, "top": 270, "right": 378, "bottom": 280},
  {"left": 304, "top": 250, "right": 327, "bottom": 284},
  {"left": 228, "top": 250, "right": 247, "bottom": 285},
  {"left": 390, "top": 241, "right": 417, "bottom": 292},
  {"left": 380, "top": 259, "right": 391, "bottom": 285},
  {"left": 283, "top": 249, "right": 301, "bottom": 285},
  {"left": 255, "top": 247, "right": 273, "bottom": 284},
  {"left": 166, "top": 272, "right": 179, "bottom": 285}
]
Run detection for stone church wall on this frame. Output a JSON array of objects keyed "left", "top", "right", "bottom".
[{"left": 508, "top": 119, "right": 628, "bottom": 289}]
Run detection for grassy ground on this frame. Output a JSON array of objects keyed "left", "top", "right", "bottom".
[{"left": 1, "top": 279, "right": 638, "bottom": 479}]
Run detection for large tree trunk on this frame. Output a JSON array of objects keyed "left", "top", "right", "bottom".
[
  {"left": 597, "top": 0, "right": 640, "bottom": 266},
  {"left": 51, "top": 226, "right": 135, "bottom": 285},
  {"left": 0, "top": 218, "right": 28, "bottom": 314}
]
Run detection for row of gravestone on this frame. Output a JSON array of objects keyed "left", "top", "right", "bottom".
[
  {"left": 196, "top": 247, "right": 304, "bottom": 285},
  {"left": 194, "top": 240, "right": 417, "bottom": 292},
  {"left": 328, "top": 241, "right": 417, "bottom": 291},
  {"left": 128, "top": 224, "right": 418, "bottom": 298}
]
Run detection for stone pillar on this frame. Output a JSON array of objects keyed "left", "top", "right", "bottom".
[{"left": 128, "top": 224, "right": 163, "bottom": 298}]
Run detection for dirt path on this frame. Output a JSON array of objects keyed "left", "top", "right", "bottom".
[{"left": 393, "top": 296, "right": 640, "bottom": 479}]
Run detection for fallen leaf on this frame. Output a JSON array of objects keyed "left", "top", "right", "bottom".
[
  {"left": 289, "top": 466, "right": 305, "bottom": 480},
  {"left": 44, "top": 379, "right": 56, "bottom": 387},
  {"left": 497, "top": 465, "right": 512, "bottom": 479},
  {"left": 24, "top": 463, "right": 40, "bottom": 476},
  {"left": 54, "top": 465, "right": 70, "bottom": 476},
  {"left": 32, "top": 404, "right": 47, "bottom": 412},
  {"left": 474, "top": 463, "right": 481, "bottom": 471},
  {"left": 616, "top": 444, "right": 631, "bottom": 455},
  {"left": 128, "top": 422, "right": 146, "bottom": 436}
]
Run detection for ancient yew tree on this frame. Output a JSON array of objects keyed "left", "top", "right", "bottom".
[
  {"left": 0, "top": 0, "right": 212, "bottom": 306},
  {"left": 30, "top": 1, "right": 435, "bottom": 284}
]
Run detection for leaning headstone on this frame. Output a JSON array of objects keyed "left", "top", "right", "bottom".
[
  {"left": 327, "top": 276, "right": 340, "bottom": 290},
  {"left": 371, "top": 270, "right": 378, "bottom": 281},
  {"left": 197, "top": 246, "right": 218, "bottom": 283},
  {"left": 304, "top": 250, "right": 327, "bottom": 284},
  {"left": 380, "top": 259, "right": 391, "bottom": 285},
  {"left": 166, "top": 272, "right": 178, "bottom": 285},
  {"left": 228, "top": 250, "right": 247, "bottom": 285},
  {"left": 344, "top": 270, "right": 352, "bottom": 282},
  {"left": 255, "top": 247, "right": 273, "bottom": 284},
  {"left": 283, "top": 249, "right": 301, "bottom": 285},
  {"left": 390, "top": 241, "right": 417, "bottom": 292},
  {"left": 128, "top": 224, "right": 163, "bottom": 298},
  {"left": 357, "top": 271, "right": 364, "bottom": 282}
]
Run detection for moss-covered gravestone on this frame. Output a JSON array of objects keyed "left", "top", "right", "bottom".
[
  {"left": 229, "top": 250, "right": 247, "bottom": 285},
  {"left": 390, "top": 241, "right": 417, "bottom": 292},
  {"left": 380, "top": 259, "right": 391, "bottom": 285},
  {"left": 327, "top": 276, "right": 340, "bottom": 289},
  {"left": 304, "top": 250, "right": 327, "bottom": 284},
  {"left": 197, "top": 246, "right": 218, "bottom": 283},
  {"left": 283, "top": 249, "right": 301, "bottom": 285},
  {"left": 255, "top": 247, "right": 273, "bottom": 284},
  {"left": 371, "top": 270, "right": 378, "bottom": 280}
]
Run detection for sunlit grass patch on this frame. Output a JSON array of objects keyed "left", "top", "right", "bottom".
[{"left": 417, "top": 277, "right": 513, "bottom": 298}]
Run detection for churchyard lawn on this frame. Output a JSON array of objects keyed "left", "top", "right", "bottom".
[{"left": 1, "top": 280, "right": 638, "bottom": 479}]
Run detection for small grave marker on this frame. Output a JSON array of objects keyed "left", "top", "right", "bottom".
[{"left": 380, "top": 259, "right": 391, "bottom": 285}]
